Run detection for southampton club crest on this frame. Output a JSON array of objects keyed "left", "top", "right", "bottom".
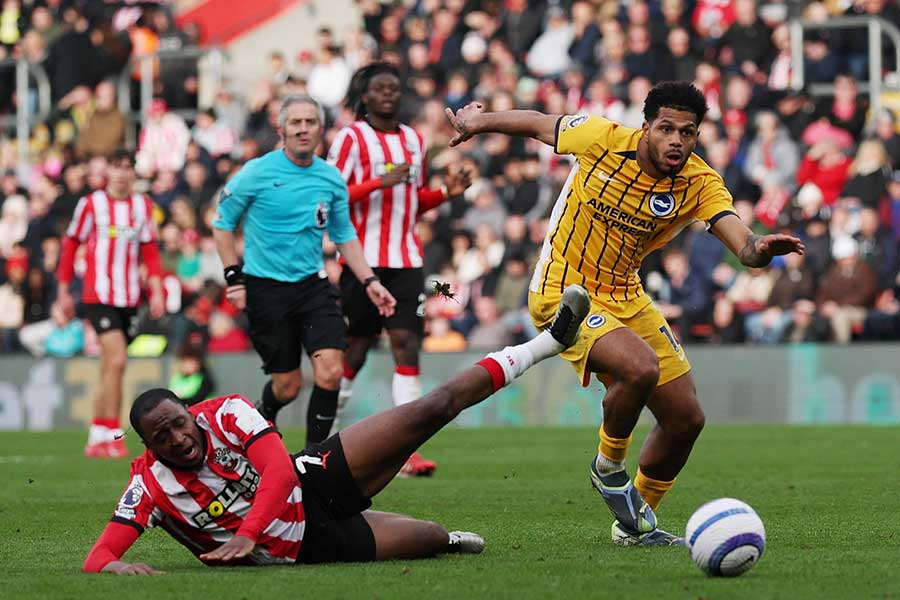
[
  {"left": 213, "top": 447, "right": 239, "bottom": 472},
  {"left": 315, "top": 202, "right": 329, "bottom": 229},
  {"left": 649, "top": 193, "right": 676, "bottom": 217}
]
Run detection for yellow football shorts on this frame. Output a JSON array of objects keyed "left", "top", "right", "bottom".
[{"left": 528, "top": 290, "right": 691, "bottom": 388}]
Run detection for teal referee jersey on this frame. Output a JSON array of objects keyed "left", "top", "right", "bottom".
[{"left": 213, "top": 150, "right": 356, "bottom": 282}]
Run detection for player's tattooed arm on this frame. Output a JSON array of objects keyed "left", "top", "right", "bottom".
[
  {"left": 739, "top": 234, "right": 771, "bottom": 268},
  {"left": 446, "top": 103, "right": 560, "bottom": 147},
  {"left": 711, "top": 214, "right": 805, "bottom": 268}
]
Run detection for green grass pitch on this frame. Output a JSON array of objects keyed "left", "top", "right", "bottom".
[{"left": 2, "top": 426, "right": 899, "bottom": 600}]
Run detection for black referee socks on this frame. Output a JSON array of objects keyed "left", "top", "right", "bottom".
[{"left": 306, "top": 385, "right": 338, "bottom": 445}]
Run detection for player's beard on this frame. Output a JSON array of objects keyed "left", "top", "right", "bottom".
[{"left": 648, "top": 141, "right": 685, "bottom": 178}]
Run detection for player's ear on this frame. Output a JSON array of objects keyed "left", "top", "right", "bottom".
[{"left": 642, "top": 120, "right": 650, "bottom": 134}]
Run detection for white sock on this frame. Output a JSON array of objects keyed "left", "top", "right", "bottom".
[
  {"left": 88, "top": 425, "right": 108, "bottom": 445},
  {"left": 392, "top": 370, "right": 422, "bottom": 406},
  {"left": 524, "top": 330, "right": 566, "bottom": 362},
  {"left": 485, "top": 331, "right": 562, "bottom": 386},
  {"left": 338, "top": 376, "right": 354, "bottom": 405},
  {"left": 595, "top": 454, "right": 626, "bottom": 476}
]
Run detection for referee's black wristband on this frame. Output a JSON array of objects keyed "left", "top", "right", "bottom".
[
  {"left": 224, "top": 264, "right": 245, "bottom": 286},
  {"left": 363, "top": 275, "right": 380, "bottom": 288}
]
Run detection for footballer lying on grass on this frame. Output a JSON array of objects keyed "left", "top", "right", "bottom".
[{"left": 82, "top": 287, "right": 590, "bottom": 573}]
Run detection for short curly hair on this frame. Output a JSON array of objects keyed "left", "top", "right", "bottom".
[{"left": 643, "top": 81, "right": 708, "bottom": 124}]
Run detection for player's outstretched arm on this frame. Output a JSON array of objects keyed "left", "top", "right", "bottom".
[
  {"left": 84, "top": 521, "right": 163, "bottom": 575},
  {"left": 445, "top": 102, "right": 560, "bottom": 147},
  {"left": 710, "top": 213, "right": 805, "bottom": 268}
]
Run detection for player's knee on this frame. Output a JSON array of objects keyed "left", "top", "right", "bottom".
[
  {"left": 273, "top": 379, "right": 302, "bottom": 402},
  {"left": 315, "top": 361, "right": 343, "bottom": 388},
  {"left": 621, "top": 358, "right": 659, "bottom": 394},
  {"left": 105, "top": 350, "right": 128, "bottom": 373},
  {"left": 669, "top": 407, "right": 705, "bottom": 444}
]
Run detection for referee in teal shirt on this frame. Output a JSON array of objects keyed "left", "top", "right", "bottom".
[{"left": 213, "top": 94, "right": 395, "bottom": 443}]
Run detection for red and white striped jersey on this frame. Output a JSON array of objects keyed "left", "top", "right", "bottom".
[
  {"left": 111, "top": 395, "right": 305, "bottom": 565},
  {"left": 63, "top": 190, "right": 158, "bottom": 307},
  {"left": 328, "top": 120, "right": 427, "bottom": 268}
]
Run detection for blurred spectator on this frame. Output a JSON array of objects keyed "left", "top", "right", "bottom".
[
  {"left": 863, "top": 289, "right": 900, "bottom": 341},
  {"left": 813, "top": 74, "right": 867, "bottom": 139},
  {"left": 0, "top": 247, "right": 26, "bottom": 350},
  {"left": 854, "top": 207, "right": 897, "bottom": 290},
  {"left": 796, "top": 138, "right": 851, "bottom": 207},
  {"left": 776, "top": 92, "right": 817, "bottom": 141},
  {"left": 568, "top": 1, "right": 600, "bottom": 71},
  {"left": 888, "top": 171, "right": 900, "bottom": 240},
  {"left": 692, "top": 0, "right": 736, "bottom": 41},
  {"left": 667, "top": 27, "right": 700, "bottom": 83},
  {"left": 75, "top": 81, "right": 127, "bottom": 159},
  {"left": 44, "top": 9, "right": 101, "bottom": 103},
  {"left": 767, "top": 24, "right": 792, "bottom": 91},
  {"left": 152, "top": 8, "right": 198, "bottom": 109},
  {"left": 717, "top": 0, "right": 772, "bottom": 80},
  {"left": 781, "top": 298, "right": 830, "bottom": 343},
  {"left": 654, "top": 247, "right": 714, "bottom": 342},
  {"left": 462, "top": 185, "right": 506, "bottom": 234},
  {"left": 466, "top": 296, "right": 513, "bottom": 349},
  {"left": 308, "top": 44, "right": 352, "bottom": 111},
  {"left": 802, "top": 33, "right": 841, "bottom": 85},
  {"left": 136, "top": 98, "right": 190, "bottom": 177},
  {"left": 714, "top": 265, "right": 777, "bottom": 343},
  {"left": 191, "top": 108, "right": 238, "bottom": 159},
  {"left": 168, "top": 340, "right": 215, "bottom": 405},
  {"left": 206, "top": 310, "right": 251, "bottom": 353},
  {"left": 423, "top": 315, "right": 466, "bottom": 352},
  {"left": 817, "top": 236, "right": 878, "bottom": 343},
  {"left": 526, "top": 7, "right": 572, "bottom": 77},
  {"left": 873, "top": 109, "right": 900, "bottom": 170},
  {"left": 745, "top": 252, "right": 816, "bottom": 343},
  {"left": 501, "top": 0, "right": 543, "bottom": 59},
  {"left": 841, "top": 139, "right": 891, "bottom": 209},
  {"left": 744, "top": 110, "right": 799, "bottom": 190},
  {"left": 0, "top": 194, "right": 28, "bottom": 258}
]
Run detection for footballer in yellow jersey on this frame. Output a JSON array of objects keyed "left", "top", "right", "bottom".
[{"left": 446, "top": 82, "right": 805, "bottom": 546}]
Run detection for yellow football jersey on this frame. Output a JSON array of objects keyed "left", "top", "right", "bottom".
[{"left": 529, "top": 114, "right": 735, "bottom": 318}]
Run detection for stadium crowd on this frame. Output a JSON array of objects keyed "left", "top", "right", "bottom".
[{"left": 1, "top": 0, "right": 900, "bottom": 359}]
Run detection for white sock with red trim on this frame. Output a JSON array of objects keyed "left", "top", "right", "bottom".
[
  {"left": 478, "top": 331, "right": 563, "bottom": 391},
  {"left": 392, "top": 365, "right": 422, "bottom": 406},
  {"left": 339, "top": 362, "right": 356, "bottom": 406}
]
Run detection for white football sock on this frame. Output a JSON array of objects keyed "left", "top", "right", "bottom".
[
  {"left": 484, "top": 330, "right": 563, "bottom": 386},
  {"left": 392, "top": 371, "right": 422, "bottom": 406},
  {"left": 88, "top": 425, "right": 108, "bottom": 445},
  {"left": 338, "top": 376, "right": 354, "bottom": 405},
  {"left": 595, "top": 453, "right": 626, "bottom": 476}
]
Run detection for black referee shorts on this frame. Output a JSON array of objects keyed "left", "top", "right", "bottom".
[
  {"left": 293, "top": 434, "right": 375, "bottom": 563},
  {"left": 244, "top": 274, "right": 347, "bottom": 374},
  {"left": 340, "top": 267, "right": 425, "bottom": 337}
]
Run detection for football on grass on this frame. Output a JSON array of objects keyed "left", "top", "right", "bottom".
[{"left": 685, "top": 498, "right": 766, "bottom": 577}]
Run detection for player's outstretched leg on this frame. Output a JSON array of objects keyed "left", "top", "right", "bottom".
[
  {"left": 357, "top": 511, "right": 485, "bottom": 560},
  {"left": 339, "top": 284, "right": 590, "bottom": 499}
]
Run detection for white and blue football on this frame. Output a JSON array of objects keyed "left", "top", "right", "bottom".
[{"left": 685, "top": 498, "right": 766, "bottom": 577}]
